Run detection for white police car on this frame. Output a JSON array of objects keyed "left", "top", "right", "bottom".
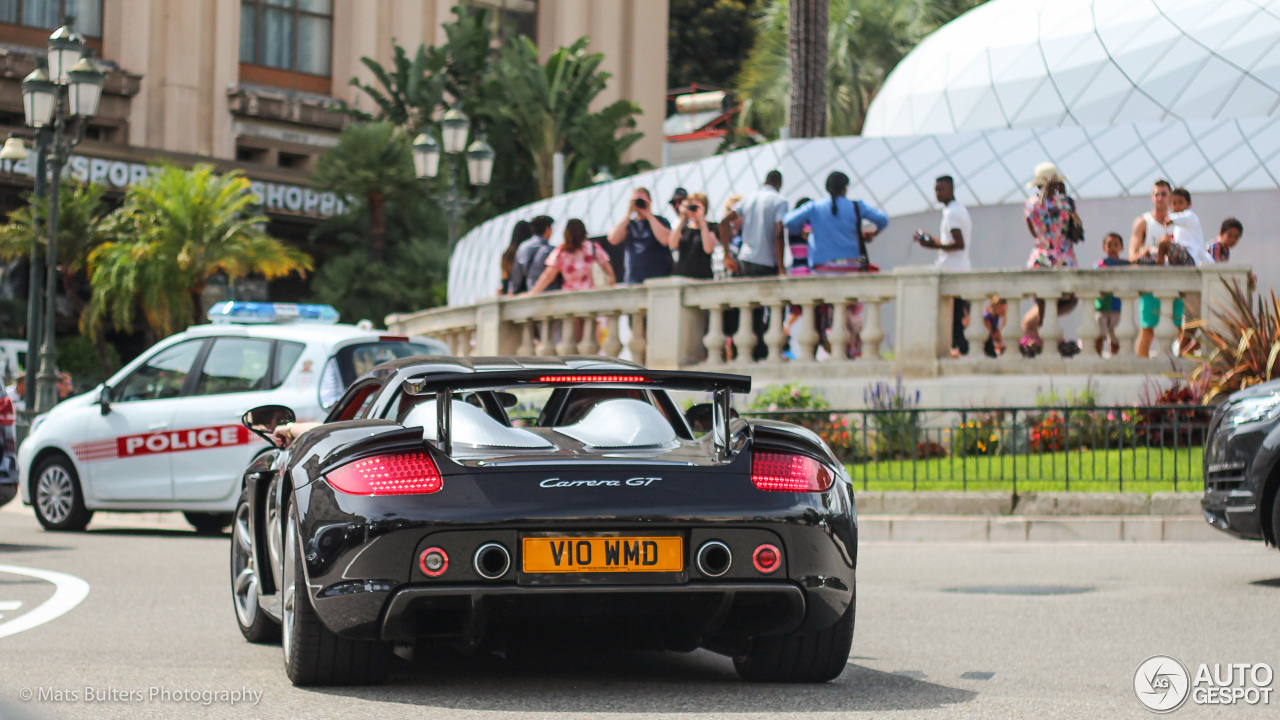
[{"left": 17, "top": 302, "right": 447, "bottom": 532}]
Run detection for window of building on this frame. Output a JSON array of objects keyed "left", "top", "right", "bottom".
[
  {"left": 0, "top": 0, "right": 102, "bottom": 39},
  {"left": 236, "top": 145, "right": 268, "bottom": 164},
  {"left": 464, "top": 0, "right": 536, "bottom": 46},
  {"left": 240, "top": 0, "right": 331, "bottom": 77},
  {"left": 276, "top": 151, "right": 310, "bottom": 170}
]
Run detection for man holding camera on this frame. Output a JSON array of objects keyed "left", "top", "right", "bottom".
[
  {"left": 914, "top": 175, "right": 972, "bottom": 355},
  {"left": 608, "top": 187, "right": 673, "bottom": 285}
]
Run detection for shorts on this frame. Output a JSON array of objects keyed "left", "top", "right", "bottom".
[
  {"left": 1138, "top": 294, "right": 1184, "bottom": 329},
  {"left": 1095, "top": 310, "right": 1120, "bottom": 339}
]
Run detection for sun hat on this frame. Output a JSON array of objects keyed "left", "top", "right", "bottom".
[{"left": 1029, "top": 161, "right": 1068, "bottom": 188}]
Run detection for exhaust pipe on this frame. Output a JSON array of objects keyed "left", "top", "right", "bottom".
[
  {"left": 474, "top": 542, "right": 511, "bottom": 579},
  {"left": 696, "top": 540, "right": 732, "bottom": 577}
]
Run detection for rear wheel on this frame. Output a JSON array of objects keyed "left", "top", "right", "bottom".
[
  {"left": 32, "top": 455, "right": 92, "bottom": 532},
  {"left": 281, "top": 511, "right": 391, "bottom": 686},
  {"left": 1270, "top": 488, "right": 1280, "bottom": 549},
  {"left": 186, "top": 512, "right": 232, "bottom": 535},
  {"left": 733, "top": 596, "right": 855, "bottom": 683},
  {"left": 231, "top": 488, "right": 280, "bottom": 643}
]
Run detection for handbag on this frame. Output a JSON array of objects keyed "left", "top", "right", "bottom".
[
  {"left": 588, "top": 242, "right": 614, "bottom": 288},
  {"left": 1065, "top": 197, "right": 1085, "bottom": 244}
]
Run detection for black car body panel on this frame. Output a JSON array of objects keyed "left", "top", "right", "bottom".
[
  {"left": 1202, "top": 379, "right": 1280, "bottom": 544},
  {"left": 240, "top": 356, "right": 858, "bottom": 658}
]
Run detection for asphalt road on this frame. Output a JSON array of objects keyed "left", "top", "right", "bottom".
[{"left": 1, "top": 503, "right": 1278, "bottom": 720}]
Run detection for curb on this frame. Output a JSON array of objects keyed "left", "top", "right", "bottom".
[
  {"left": 855, "top": 491, "right": 1203, "bottom": 516},
  {"left": 858, "top": 515, "right": 1231, "bottom": 543}
]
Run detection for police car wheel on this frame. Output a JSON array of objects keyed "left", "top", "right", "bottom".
[
  {"left": 231, "top": 488, "right": 280, "bottom": 643},
  {"left": 32, "top": 454, "right": 92, "bottom": 532},
  {"left": 185, "top": 512, "right": 232, "bottom": 535},
  {"left": 282, "top": 510, "right": 391, "bottom": 686}
]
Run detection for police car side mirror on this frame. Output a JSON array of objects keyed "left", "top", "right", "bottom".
[
  {"left": 97, "top": 385, "right": 112, "bottom": 415},
  {"left": 243, "top": 404, "right": 296, "bottom": 446}
]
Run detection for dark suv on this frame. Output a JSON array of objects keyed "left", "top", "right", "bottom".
[{"left": 1203, "top": 380, "right": 1280, "bottom": 546}]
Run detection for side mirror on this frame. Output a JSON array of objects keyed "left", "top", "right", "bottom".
[
  {"left": 495, "top": 391, "right": 518, "bottom": 409},
  {"left": 685, "top": 403, "right": 714, "bottom": 433},
  {"left": 242, "top": 404, "right": 296, "bottom": 446},
  {"left": 97, "top": 385, "right": 112, "bottom": 415}
]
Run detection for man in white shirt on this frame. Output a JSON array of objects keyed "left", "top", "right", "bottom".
[
  {"left": 720, "top": 170, "right": 789, "bottom": 360},
  {"left": 915, "top": 175, "right": 973, "bottom": 354},
  {"left": 5, "top": 373, "right": 25, "bottom": 412}
]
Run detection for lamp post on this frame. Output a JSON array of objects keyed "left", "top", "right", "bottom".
[
  {"left": 412, "top": 108, "right": 494, "bottom": 248},
  {"left": 16, "top": 20, "right": 104, "bottom": 414}
]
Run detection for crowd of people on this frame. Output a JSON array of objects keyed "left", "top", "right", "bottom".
[
  {"left": 495, "top": 162, "right": 1246, "bottom": 361},
  {"left": 4, "top": 371, "right": 76, "bottom": 411}
]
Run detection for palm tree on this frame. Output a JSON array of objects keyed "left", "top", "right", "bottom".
[
  {"left": 789, "top": 0, "right": 828, "bottom": 138},
  {"left": 0, "top": 179, "right": 116, "bottom": 372},
  {"left": 83, "top": 164, "right": 312, "bottom": 342},
  {"left": 312, "top": 122, "right": 417, "bottom": 263},
  {"left": 738, "top": 0, "right": 985, "bottom": 137},
  {"left": 492, "top": 37, "right": 645, "bottom": 199}
]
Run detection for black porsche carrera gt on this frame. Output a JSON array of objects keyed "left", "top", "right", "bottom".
[{"left": 230, "top": 356, "right": 857, "bottom": 686}]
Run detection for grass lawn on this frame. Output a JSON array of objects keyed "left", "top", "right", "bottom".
[{"left": 844, "top": 446, "right": 1204, "bottom": 494}]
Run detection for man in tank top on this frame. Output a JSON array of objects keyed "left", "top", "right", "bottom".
[{"left": 1129, "top": 180, "right": 1179, "bottom": 357}]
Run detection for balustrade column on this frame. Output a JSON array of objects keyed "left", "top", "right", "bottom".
[
  {"left": 515, "top": 321, "right": 535, "bottom": 356},
  {"left": 1075, "top": 296, "right": 1101, "bottom": 357},
  {"left": 701, "top": 304, "right": 726, "bottom": 366},
  {"left": 962, "top": 295, "right": 988, "bottom": 358},
  {"left": 556, "top": 316, "right": 578, "bottom": 355},
  {"left": 761, "top": 301, "right": 788, "bottom": 362},
  {"left": 1153, "top": 293, "right": 1180, "bottom": 356},
  {"left": 628, "top": 311, "right": 647, "bottom": 365},
  {"left": 1113, "top": 293, "right": 1138, "bottom": 358},
  {"left": 731, "top": 303, "right": 757, "bottom": 364},
  {"left": 1040, "top": 294, "right": 1064, "bottom": 351},
  {"left": 795, "top": 302, "right": 821, "bottom": 361},
  {"left": 1000, "top": 294, "right": 1037, "bottom": 361},
  {"left": 861, "top": 299, "right": 884, "bottom": 360},
  {"left": 602, "top": 313, "right": 624, "bottom": 357},
  {"left": 536, "top": 317, "right": 555, "bottom": 356},
  {"left": 826, "top": 300, "right": 851, "bottom": 362},
  {"left": 577, "top": 314, "right": 600, "bottom": 355}
]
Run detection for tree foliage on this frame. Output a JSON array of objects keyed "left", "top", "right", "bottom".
[
  {"left": 668, "top": 0, "right": 762, "bottom": 90},
  {"left": 737, "top": 0, "right": 990, "bottom": 138},
  {"left": 311, "top": 122, "right": 417, "bottom": 263},
  {"left": 84, "top": 164, "right": 312, "bottom": 341}
]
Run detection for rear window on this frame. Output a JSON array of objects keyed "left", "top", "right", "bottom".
[{"left": 319, "top": 341, "right": 439, "bottom": 408}]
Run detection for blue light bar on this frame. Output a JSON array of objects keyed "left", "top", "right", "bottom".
[{"left": 207, "top": 301, "right": 341, "bottom": 325}]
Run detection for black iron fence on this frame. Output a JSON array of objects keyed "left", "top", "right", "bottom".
[{"left": 740, "top": 405, "right": 1214, "bottom": 493}]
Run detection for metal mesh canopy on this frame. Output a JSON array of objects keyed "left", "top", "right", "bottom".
[
  {"left": 863, "top": 0, "right": 1280, "bottom": 137},
  {"left": 446, "top": 114, "right": 1280, "bottom": 306}
]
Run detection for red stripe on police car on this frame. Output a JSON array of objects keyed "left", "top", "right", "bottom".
[{"left": 116, "top": 425, "right": 252, "bottom": 457}]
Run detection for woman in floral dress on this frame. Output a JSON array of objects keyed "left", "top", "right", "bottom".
[
  {"left": 527, "top": 218, "right": 615, "bottom": 352},
  {"left": 1021, "top": 162, "right": 1081, "bottom": 355}
]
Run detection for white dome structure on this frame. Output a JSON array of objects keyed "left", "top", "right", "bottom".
[{"left": 863, "top": 0, "right": 1280, "bottom": 137}]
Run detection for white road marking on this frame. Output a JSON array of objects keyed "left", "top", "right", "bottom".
[
  {"left": 0, "top": 599, "right": 20, "bottom": 620},
  {"left": 0, "top": 565, "right": 89, "bottom": 639}
]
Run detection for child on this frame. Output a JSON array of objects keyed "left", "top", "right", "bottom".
[
  {"left": 1208, "top": 217, "right": 1243, "bottom": 262},
  {"left": 1095, "top": 232, "right": 1129, "bottom": 356},
  {"left": 983, "top": 295, "right": 1008, "bottom": 357},
  {"left": 1165, "top": 187, "right": 1206, "bottom": 265}
]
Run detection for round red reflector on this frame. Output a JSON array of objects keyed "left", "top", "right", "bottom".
[
  {"left": 419, "top": 547, "right": 449, "bottom": 577},
  {"left": 753, "top": 544, "right": 781, "bottom": 574}
]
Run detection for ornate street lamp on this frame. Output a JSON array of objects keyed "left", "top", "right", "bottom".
[
  {"left": 414, "top": 109, "right": 491, "bottom": 248},
  {"left": 17, "top": 19, "right": 102, "bottom": 415}
]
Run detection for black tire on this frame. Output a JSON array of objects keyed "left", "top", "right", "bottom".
[
  {"left": 231, "top": 487, "right": 281, "bottom": 643},
  {"left": 185, "top": 512, "right": 232, "bottom": 535},
  {"left": 31, "top": 454, "right": 92, "bottom": 532},
  {"left": 281, "top": 511, "right": 391, "bottom": 686},
  {"left": 733, "top": 595, "right": 855, "bottom": 683},
  {"left": 1270, "top": 488, "right": 1280, "bottom": 550}
]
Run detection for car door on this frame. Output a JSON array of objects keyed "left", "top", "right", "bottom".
[
  {"left": 170, "top": 336, "right": 289, "bottom": 501},
  {"left": 81, "top": 338, "right": 207, "bottom": 501}
]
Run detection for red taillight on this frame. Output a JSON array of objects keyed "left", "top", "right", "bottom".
[
  {"left": 326, "top": 452, "right": 442, "bottom": 496},
  {"left": 535, "top": 375, "right": 649, "bottom": 383},
  {"left": 753, "top": 544, "right": 781, "bottom": 574},
  {"left": 751, "top": 451, "right": 833, "bottom": 492},
  {"left": 0, "top": 396, "right": 13, "bottom": 427}
]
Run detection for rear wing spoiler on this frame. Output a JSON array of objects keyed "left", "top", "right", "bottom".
[{"left": 402, "top": 369, "right": 751, "bottom": 458}]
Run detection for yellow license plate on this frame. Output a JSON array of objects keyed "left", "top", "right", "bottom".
[{"left": 522, "top": 536, "right": 684, "bottom": 573}]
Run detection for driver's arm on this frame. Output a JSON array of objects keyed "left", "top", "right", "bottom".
[{"left": 271, "top": 421, "right": 323, "bottom": 448}]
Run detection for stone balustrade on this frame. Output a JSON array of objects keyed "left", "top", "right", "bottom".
[{"left": 387, "top": 264, "right": 1251, "bottom": 381}]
